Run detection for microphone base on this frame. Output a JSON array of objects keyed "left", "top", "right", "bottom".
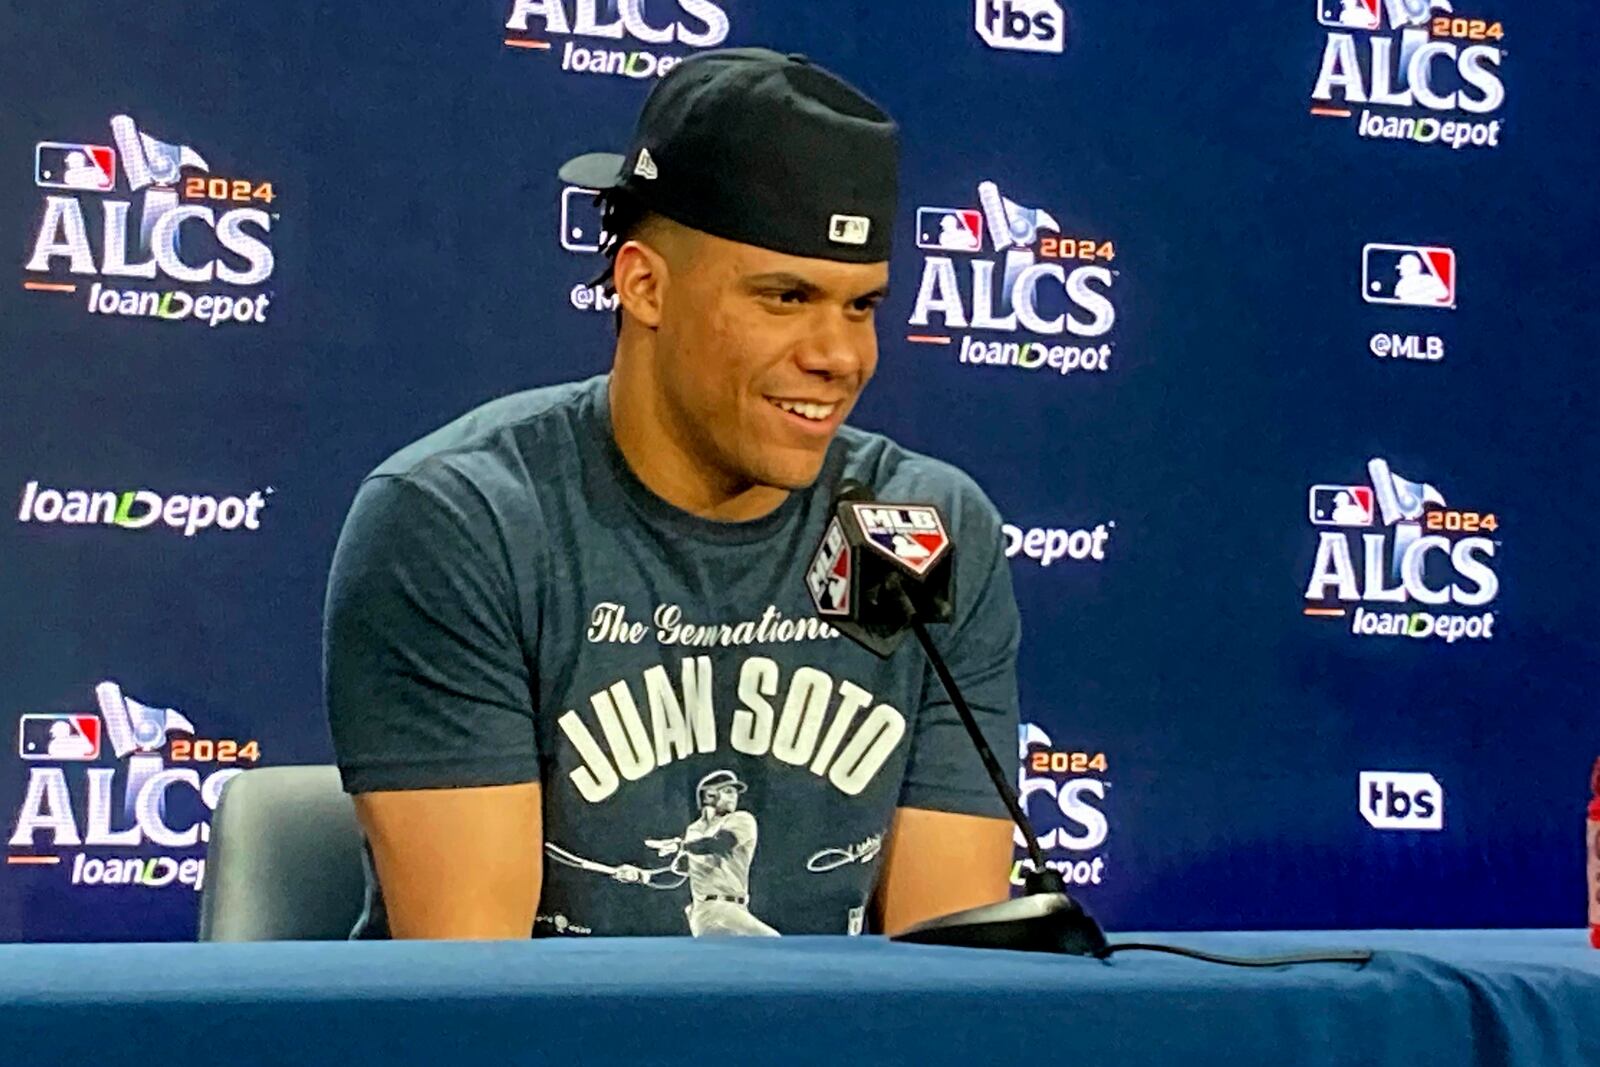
[{"left": 887, "top": 889, "right": 1110, "bottom": 957}]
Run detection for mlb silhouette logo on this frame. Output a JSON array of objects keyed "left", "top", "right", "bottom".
[
  {"left": 819, "top": 551, "right": 850, "bottom": 613},
  {"left": 1363, "top": 243, "right": 1456, "bottom": 308},
  {"left": 916, "top": 207, "right": 984, "bottom": 252},
  {"left": 559, "top": 186, "right": 607, "bottom": 253},
  {"left": 854, "top": 504, "right": 951, "bottom": 577},
  {"left": 828, "top": 214, "right": 871, "bottom": 246},
  {"left": 35, "top": 142, "right": 116, "bottom": 192},
  {"left": 18, "top": 714, "right": 102, "bottom": 761},
  {"left": 1317, "top": 0, "right": 1381, "bottom": 30},
  {"left": 1309, "top": 485, "right": 1375, "bottom": 527},
  {"left": 807, "top": 518, "right": 852, "bottom": 617}
]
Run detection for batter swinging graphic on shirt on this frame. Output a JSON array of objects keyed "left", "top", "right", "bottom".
[{"left": 544, "top": 769, "right": 780, "bottom": 937}]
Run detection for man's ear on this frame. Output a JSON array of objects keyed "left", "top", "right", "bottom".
[{"left": 613, "top": 238, "right": 670, "bottom": 329}]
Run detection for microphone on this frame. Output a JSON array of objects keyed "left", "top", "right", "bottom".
[
  {"left": 804, "top": 479, "right": 955, "bottom": 658},
  {"left": 805, "top": 480, "right": 1108, "bottom": 956}
]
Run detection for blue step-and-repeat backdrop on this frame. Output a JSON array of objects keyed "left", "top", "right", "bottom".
[{"left": 1, "top": 0, "right": 1595, "bottom": 942}]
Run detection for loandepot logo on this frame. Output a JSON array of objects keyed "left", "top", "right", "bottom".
[
  {"left": 1309, "top": 0, "right": 1506, "bottom": 150},
  {"left": 907, "top": 179, "right": 1118, "bottom": 380},
  {"left": 1014, "top": 723, "right": 1110, "bottom": 888},
  {"left": 1304, "top": 457, "right": 1499, "bottom": 642},
  {"left": 18, "top": 481, "right": 273, "bottom": 536},
  {"left": 504, "top": 0, "right": 731, "bottom": 79},
  {"left": 8, "top": 681, "right": 264, "bottom": 893},
  {"left": 1003, "top": 522, "right": 1113, "bottom": 567},
  {"left": 24, "top": 115, "right": 278, "bottom": 325}
]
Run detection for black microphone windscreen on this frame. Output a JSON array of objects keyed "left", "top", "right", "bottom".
[{"left": 834, "top": 479, "right": 874, "bottom": 504}]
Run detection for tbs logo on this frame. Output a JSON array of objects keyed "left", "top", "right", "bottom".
[
  {"left": 975, "top": 0, "right": 1065, "bottom": 54},
  {"left": 1359, "top": 771, "right": 1443, "bottom": 831}
]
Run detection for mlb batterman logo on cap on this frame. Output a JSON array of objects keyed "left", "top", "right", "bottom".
[{"left": 559, "top": 48, "right": 899, "bottom": 263}]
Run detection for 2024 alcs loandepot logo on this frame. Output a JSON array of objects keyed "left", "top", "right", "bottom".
[
  {"left": 908, "top": 179, "right": 1119, "bottom": 381},
  {"left": 24, "top": 115, "right": 279, "bottom": 326},
  {"left": 1310, "top": 0, "right": 1506, "bottom": 150},
  {"left": 1014, "top": 723, "right": 1110, "bottom": 889},
  {"left": 7, "top": 682, "right": 263, "bottom": 893},
  {"left": 1304, "top": 457, "right": 1500, "bottom": 643},
  {"left": 504, "top": 0, "right": 731, "bottom": 79}
]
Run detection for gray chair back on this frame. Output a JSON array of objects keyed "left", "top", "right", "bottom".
[{"left": 198, "top": 764, "right": 367, "bottom": 941}]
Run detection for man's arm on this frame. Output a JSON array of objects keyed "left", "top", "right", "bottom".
[
  {"left": 877, "top": 471, "right": 1022, "bottom": 934},
  {"left": 871, "top": 806, "right": 1012, "bottom": 935},
  {"left": 325, "top": 474, "right": 542, "bottom": 939},
  {"left": 677, "top": 812, "right": 754, "bottom": 858},
  {"left": 354, "top": 782, "right": 542, "bottom": 939},
  {"left": 678, "top": 830, "right": 737, "bottom": 857}
]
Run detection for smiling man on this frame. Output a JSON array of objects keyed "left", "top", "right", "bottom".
[{"left": 324, "top": 48, "right": 1021, "bottom": 940}]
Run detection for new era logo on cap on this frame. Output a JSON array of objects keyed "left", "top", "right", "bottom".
[
  {"left": 829, "top": 214, "right": 871, "bottom": 246},
  {"left": 633, "top": 148, "right": 658, "bottom": 180}
]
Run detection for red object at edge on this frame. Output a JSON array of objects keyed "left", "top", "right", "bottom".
[{"left": 1588, "top": 758, "right": 1599, "bottom": 949}]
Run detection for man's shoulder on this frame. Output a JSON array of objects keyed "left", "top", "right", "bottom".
[
  {"left": 723, "top": 810, "right": 758, "bottom": 833},
  {"left": 359, "top": 376, "right": 603, "bottom": 511},
  {"left": 832, "top": 424, "right": 1001, "bottom": 533}
]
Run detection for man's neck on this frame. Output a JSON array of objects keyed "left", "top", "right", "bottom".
[{"left": 607, "top": 349, "right": 790, "bottom": 523}]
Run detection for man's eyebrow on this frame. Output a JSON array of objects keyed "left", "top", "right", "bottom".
[
  {"left": 741, "top": 272, "right": 891, "bottom": 302},
  {"left": 742, "top": 272, "right": 823, "bottom": 295}
]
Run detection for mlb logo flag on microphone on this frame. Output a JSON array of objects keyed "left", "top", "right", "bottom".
[
  {"left": 806, "top": 491, "right": 956, "bottom": 658},
  {"left": 853, "top": 504, "right": 951, "bottom": 577},
  {"left": 807, "top": 518, "right": 853, "bottom": 617}
]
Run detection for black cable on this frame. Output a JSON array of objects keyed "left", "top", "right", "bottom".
[
  {"left": 905, "top": 613, "right": 1050, "bottom": 875},
  {"left": 1103, "top": 942, "right": 1373, "bottom": 967},
  {"left": 891, "top": 575, "right": 1374, "bottom": 972}
]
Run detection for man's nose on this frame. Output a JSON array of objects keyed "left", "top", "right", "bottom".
[{"left": 795, "top": 310, "right": 866, "bottom": 378}]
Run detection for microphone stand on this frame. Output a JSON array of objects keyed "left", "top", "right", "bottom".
[{"left": 885, "top": 582, "right": 1109, "bottom": 956}]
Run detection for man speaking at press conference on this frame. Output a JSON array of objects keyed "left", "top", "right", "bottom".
[{"left": 323, "top": 48, "right": 1022, "bottom": 940}]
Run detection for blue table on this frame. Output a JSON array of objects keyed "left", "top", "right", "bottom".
[{"left": 1, "top": 931, "right": 1595, "bottom": 1066}]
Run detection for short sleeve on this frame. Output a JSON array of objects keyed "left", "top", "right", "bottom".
[
  {"left": 897, "top": 481, "right": 1021, "bottom": 819},
  {"left": 323, "top": 473, "right": 537, "bottom": 794}
]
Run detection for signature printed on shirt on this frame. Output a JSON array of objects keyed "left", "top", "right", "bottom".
[
  {"left": 806, "top": 832, "right": 884, "bottom": 873},
  {"left": 536, "top": 913, "right": 593, "bottom": 936}
]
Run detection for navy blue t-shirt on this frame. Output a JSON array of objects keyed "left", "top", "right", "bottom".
[{"left": 323, "top": 374, "right": 1020, "bottom": 938}]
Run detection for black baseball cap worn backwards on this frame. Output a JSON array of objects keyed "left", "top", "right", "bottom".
[{"left": 559, "top": 47, "right": 899, "bottom": 263}]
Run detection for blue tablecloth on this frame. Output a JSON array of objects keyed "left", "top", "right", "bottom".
[{"left": 0, "top": 931, "right": 1595, "bottom": 1066}]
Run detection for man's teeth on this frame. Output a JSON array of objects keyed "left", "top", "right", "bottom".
[{"left": 771, "top": 398, "right": 837, "bottom": 422}]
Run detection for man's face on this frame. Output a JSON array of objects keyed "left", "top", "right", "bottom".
[
  {"left": 649, "top": 231, "right": 889, "bottom": 492},
  {"left": 706, "top": 784, "right": 741, "bottom": 814}
]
